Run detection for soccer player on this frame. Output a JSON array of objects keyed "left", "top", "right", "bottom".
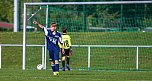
[
  {"left": 33, "top": 20, "right": 64, "bottom": 75},
  {"left": 60, "top": 27, "right": 72, "bottom": 71}
]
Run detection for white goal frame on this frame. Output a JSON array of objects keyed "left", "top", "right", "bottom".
[{"left": 23, "top": 1, "right": 152, "bottom": 70}]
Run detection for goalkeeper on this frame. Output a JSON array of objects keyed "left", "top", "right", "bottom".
[
  {"left": 59, "top": 27, "right": 72, "bottom": 71},
  {"left": 33, "top": 20, "right": 64, "bottom": 75}
]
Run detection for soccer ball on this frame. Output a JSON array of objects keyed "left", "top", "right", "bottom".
[{"left": 37, "top": 64, "right": 43, "bottom": 70}]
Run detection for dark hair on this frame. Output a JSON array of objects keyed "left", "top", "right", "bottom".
[
  {"left": 50, "top": 22, "right": 57, "bottom": 27},
  {"left": 51, "top": 22, "right": 57, "bottom": 25},
  {"left": 61, "top": 27, "right": 67, "bottom": 33}
]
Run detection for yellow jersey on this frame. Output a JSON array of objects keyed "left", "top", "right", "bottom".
[{"left": 59, "top": 33, "right": 71, "bottom": 49}]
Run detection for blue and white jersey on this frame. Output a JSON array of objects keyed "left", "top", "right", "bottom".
[{"left": 43, "top": 27, "right": 63, "bottom": 52}]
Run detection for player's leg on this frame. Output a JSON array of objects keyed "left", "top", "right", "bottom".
[
  {"left": 54, "top": 51, "right": 60, "bottom": 75},
  {"left": 66, "top": 56, "right": 70, "bottom": 65},
  {"left": 61, "top": 49, "right": 66, "bottom": 71},
  {"left": 54, "top": 60, "right": 59, "bottom": 75},
  {"left": 49, "top": 50, "right": 56, "bottom": 75},
  {"left": 65, "top": 49, "right": 71, "bottom": 71},
  {"left": 62, "top": 56, "right": 66, "bottom": 71}
]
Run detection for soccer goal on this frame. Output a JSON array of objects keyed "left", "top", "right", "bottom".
[{"left": 23, "top": 1, "right": 152, "bottom": 70}]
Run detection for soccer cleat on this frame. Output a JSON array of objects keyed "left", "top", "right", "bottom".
[
  {"left": 66, "top": 64, "right": 71, "bottom": 71},
  {"left": 62, "top": 67, "right": 65, "bottom": 71},
  {"left": 56, "top": 72, "right": 59, "bottom": 75},
  {"left": 53, "top": 72, "right": 59, "bottom": 75}
]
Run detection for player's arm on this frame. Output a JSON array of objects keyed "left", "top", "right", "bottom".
[
  {"left": 68, "top": 35, "right": 72, "bottom": 47},
  {"left": 61, "top": 44, "right": 64, "bottom": 54},
  {"left": 69, "top": 46, "right": 72, "bottom": 55},
  {"left": 33, "top": 20, "right": 48, "bottom": 36},
  {"left": 33, "top": 20, "right": 44, "bottom": 29},
  {"left": 68, "top": 36, "right": 72, "bottom": 55},
  {"left": 59, "top": 34, "right": 64, "bottom": 54}
]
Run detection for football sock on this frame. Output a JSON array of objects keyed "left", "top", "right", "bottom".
[
  {"left": 62, "top": 61, "right": 65, "bottom": 67},
  {"left": 55, "top": 63, "right": 59, "bottom": 72},
  {"left": 67, "top": 57, "right": 70, "bottom": 65},
  {"left": 51, "top": 64, "right": 55, "bottom": 72}
]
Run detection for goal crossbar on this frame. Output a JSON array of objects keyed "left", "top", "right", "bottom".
[{"left": 24, "top": 1, "right": 152, "bottom": 5}]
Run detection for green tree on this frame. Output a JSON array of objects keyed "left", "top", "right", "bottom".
[{"left": 0, "top": 0, "right": 14, "bottom": 22}]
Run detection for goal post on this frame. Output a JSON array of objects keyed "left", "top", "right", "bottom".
[{"left": 23, "top": 1, "right": 152, "bottom": 70}]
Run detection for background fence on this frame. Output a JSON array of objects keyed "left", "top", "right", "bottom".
[{"left": 0, "top": 44, "right": 152, "bottom": 71}]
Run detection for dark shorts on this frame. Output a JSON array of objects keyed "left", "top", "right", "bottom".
[
  {"left": 61, "top": 49, "right": 70, "bottom": 57},
  {"left": 49, "top": 50, "right": 59, "bottom": 62}
]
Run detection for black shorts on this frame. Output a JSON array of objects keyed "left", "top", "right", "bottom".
[{"left": 61, "top": 49, "right": 70, "bottom": 57}]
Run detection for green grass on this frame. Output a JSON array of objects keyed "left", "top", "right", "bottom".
[
  {"left": 0, "top": 69, "right": 152, "bottom": 81},
  {"left": 0, "top": 32, "right": 152, "bottom": 81},
  {"left": 1, "top": 32, "right": 152, "bottom": 45}
]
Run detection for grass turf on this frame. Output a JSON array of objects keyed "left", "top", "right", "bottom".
[
  {"left": 0, "top": 69, "right": 152, "bottom": 81},
  {"left": 1, "top": 32, "right": 152, "bottom": 45}
]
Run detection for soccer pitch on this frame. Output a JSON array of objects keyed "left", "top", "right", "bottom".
[
  {"left": 0, "top": 69, "right": 152, "bottom": 81},
  {"left": 0, "top": 32, "right": 152, "bottom": 81}
]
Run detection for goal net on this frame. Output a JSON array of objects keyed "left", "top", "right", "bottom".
[{"left": 23, "top": 1, "right": 152, "bottom": 71}]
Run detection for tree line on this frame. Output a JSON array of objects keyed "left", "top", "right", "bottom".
[{"left": 0, "top": 0, "right": 151, "bottom": 24}]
